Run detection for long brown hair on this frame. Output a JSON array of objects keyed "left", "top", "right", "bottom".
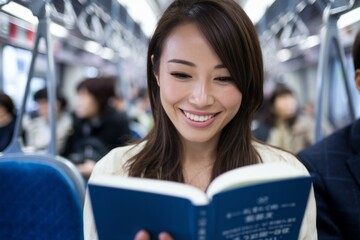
[
  {"left": 353, "top": 31, "right": 360, "bottom": 70},
  {"left": 127, "top": 0, "right": 264, "bottom": 181}
]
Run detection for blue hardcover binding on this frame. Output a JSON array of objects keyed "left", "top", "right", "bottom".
[
  {"left": 208, "top": 177, "right": 311, "bottom": 240},
  {"left": 89, "top": 175, "right": 311, "bottom": 240}
]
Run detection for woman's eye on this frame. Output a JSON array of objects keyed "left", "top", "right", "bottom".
[
  {"left": 170, "top": 72, "right": 191, "bottom": 79},
  {"left": 215, "top": 76, "right": 233, "bottom": 82}
]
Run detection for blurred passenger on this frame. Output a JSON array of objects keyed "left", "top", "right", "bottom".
[
  {"left": 302, "top": 101, "right": 315, "bottom": 119},
  {"left": 61, "top": 76, "right": 132, "bottom": 179},
  {"left": 127, "top": 87, "right": 153, "bottom": 138},
  {"left": 254, "top": 84, "right": 314, "bottom": 153},
  {"left": 298, "top": 30, "right": 360, "bottom": 239},
  {"left": 251, "top": 99, "right": 271, "bottom": 142},
  {"left": 110, "top": 94, "right": 127, "bottom": 113},
  {"left": 0, "top": 92, "right": 16, "bottom": 151},
  {"left": 302, "top": 101, "right": 334, "bottom": 134},
  {"left": 22, "top": 88, "right": 72, "bottom": 153}
]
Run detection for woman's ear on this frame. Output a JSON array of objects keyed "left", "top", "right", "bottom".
[
  {"left": 355, "top": 69, "right": 360, "bottom": 93},
  {"left": 151, "top": 55, "right": 160, "bottom": 86}
]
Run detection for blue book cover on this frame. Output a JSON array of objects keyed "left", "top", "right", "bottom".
[{"left": 88, "top": 162, "right": 312, "bottom": 240}]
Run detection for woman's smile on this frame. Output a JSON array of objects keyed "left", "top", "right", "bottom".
[
  {"left": 182, "top": 110, "right": 216, "bottom": 122},
  {"left": 155, "top": 22, "right": 242, "bottom": 144}
]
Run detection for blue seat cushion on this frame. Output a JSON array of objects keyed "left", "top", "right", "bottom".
[{"left": 0, "top": 161, "right": 83, "bottom": 240}]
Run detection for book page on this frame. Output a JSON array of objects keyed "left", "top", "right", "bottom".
[
  {"left": 91, "top": 175, "right": 209, "bottom": 205},
  {"left": 206, "top": 162, "right": 308, "bottom": 198}
]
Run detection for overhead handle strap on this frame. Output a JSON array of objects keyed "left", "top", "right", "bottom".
[{"left": 327, "top": 0, "right": 355, "bottom": 15}]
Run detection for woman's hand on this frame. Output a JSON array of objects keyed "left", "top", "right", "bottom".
[
  {"left": 76, "top": 159, "right": 96, "bottom": 178},
  {"left": 134, "top": 230, "right": 173, "bottom": 240}
]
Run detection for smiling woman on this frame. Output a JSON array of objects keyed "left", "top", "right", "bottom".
[
  {"left": 155, "top": 23, "right": 242, "bottom": 147},
  {"left": 83, "top": 1, "right": 318, "bottom": 240}
]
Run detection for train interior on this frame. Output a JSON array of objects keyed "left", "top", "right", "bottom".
[
  {"left": 0, "top": 0, "right": 359, "bottom": 238},
  {"left": 0, "top": 0, "right": 358, "bottom": 135}
]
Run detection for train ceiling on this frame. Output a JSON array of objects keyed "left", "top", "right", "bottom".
[{"left": 0, "top": 0, "right": 359, "bottom": 71}]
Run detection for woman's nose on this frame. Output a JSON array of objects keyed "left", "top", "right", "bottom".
[{"left": 188, "top": 79, "right": 214, "bottom": 107}]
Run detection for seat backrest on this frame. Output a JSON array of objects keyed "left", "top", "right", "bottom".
[
  {"left": 0, "top": 153, "right": 85, "bottom": 240},
  {"left": 0, "top": 2, "right": 85, "bottom": 239}
]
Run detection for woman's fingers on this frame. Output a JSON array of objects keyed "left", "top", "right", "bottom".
[
  {"left": 159, "top": 232, "right": 173, "bottom": 240},
  {"left": 134, "top": 230, "right": 174, "bottom": 240},
  {"left": 134, "top": 230, "right": 150, "bottom": 240}
]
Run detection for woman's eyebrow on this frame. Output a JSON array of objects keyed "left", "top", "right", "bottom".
[
  {"left": 168, "top": 59, "right": 226, "bottom": 70},
  {"left": 167, "top": 59, "right": 195, "bottom": 67},
  {"left": 214, "top": 64, "right": 226, "bottom": 69}
]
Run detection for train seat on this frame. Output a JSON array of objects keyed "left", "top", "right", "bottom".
[{"left": 0, "top": 153, "right": 86, "bottom": 240}]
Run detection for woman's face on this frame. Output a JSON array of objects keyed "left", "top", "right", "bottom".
[
  {"left": 0, "top": 105, "right": 11, "bottom": 126},
  {"left": 273, "top": 94, "right": 298, "bottom": 120},
  {"left": 155, "top": 23, "right": 242, "bottom": 145},
  {"left": 75, "top": 88, "right": 99, "bottom": 119}
]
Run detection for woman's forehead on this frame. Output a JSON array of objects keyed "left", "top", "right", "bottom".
[{"left": 161, "top": 23, "right": 222, "bottom": 65}]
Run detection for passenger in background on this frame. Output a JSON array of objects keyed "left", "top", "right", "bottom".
[
  {"left": 251, "top": 99, "right": 271, "bottom": 142},
  {"left": 0, "top": 92, "right": 16, "bottom": 151},
  {"left": 301, "top": 100, "right": 334, "bottom": 135},
  {"left": 297, "top": 30, "right": 360, "bottom": 239},
  {"left": 22, "top": 88, "right": 72, "bottom": 153},
  {"left": 110, "top": 94, "right": 127, "bottom": 113},
  {"left": 61, "top": 76, "right": 132, "bottom": 180},
  {"left": 127, "top": 87, "right": 153, "bottom": 138},
  {"left": 110, "top": 91, "right": 151, "bottom": 139},
  {"left": 253, "top": 84, "right": 315, "bottom": 154}
]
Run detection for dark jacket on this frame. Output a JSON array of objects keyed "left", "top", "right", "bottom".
[
  {"left": 297, "top": 119, "right": 360, "bottom": 239},
  {"left": 61, "top": 108, "right": 132, "bottom": 164}
]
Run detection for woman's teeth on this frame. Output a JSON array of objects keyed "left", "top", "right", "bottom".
[{"left": 183, "top": 111, "right": 214, "bottom": 122}]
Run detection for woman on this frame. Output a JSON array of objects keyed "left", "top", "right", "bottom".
[
  {"left": 0, "top": 92, "right": 16, "bottom": 152},
  {"left": 263, "top": 84, "right": 315, "bottom": 153},
  {"left": 83, "top": 1, "right": 317, "bottom": 239},
  {"left": 61, "top": 76, "right": 132, "bottom": 179}
]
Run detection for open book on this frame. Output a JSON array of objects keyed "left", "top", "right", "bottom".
[{"left": 88, "top": 162, "right": 312, "bottom": 240}]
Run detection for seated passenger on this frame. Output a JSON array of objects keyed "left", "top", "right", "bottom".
[
  {"left": 253, "top": 83, "right": 331, "bottom": 154},
  {"left": 127, "top": 87, "right": 153, "bottom": 138},
  {"left": 61, "top": 76, "right": 132, "bottom": 179},
  {"left": 297, "top": 30, "right": 360, "bottom": 239},
  {"left": 23, "top": 88, "right": 72, "bottom": 153},
  {"left": 0, "top": 92, "right": 16, "bottom": 151}
]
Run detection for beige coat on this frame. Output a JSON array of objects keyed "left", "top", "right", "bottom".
[
  {"left": 83, "top": 142, "right": 318, "bottom": 240},
  {"left": 267, "top": 115, "right": 315, "bottom": 154}
]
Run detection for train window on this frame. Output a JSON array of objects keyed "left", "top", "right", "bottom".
[
  {"left": 2, "top": 45, "right": 45, "bottom": 112},
  {"left": 329, "top": 54, "right": 359, "bottom": 129}
]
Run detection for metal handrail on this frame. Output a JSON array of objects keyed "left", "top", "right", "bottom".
[
  {"left": 4, "top": 0, "right": 58, "bottom": 156},
  {"left": 314, "top": 1, "right": 356, "bottom": 142}
]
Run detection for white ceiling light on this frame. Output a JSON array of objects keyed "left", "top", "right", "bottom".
[
  {"left": 277, "top": 49, "right": 292, "bottom": 62},
  {"left": 84, "top": 40, "right": 102, "bottom": 54},
  {"left": 338, "top": 7, "right": 360, "bottom": 28},
  {"left": 244, "top": 0, "right": 275, "bottom": 24},
  {"left": 299, "top": 35, "right": 320, "bottom": 50},
  {"left": 50, "top": 22, "right": 68, "bottom": 38},
  {"left": 1, "top": 2, "right": 38, "bottom": 25},
  {"left": 117, "top": 0, "right": 157, "bottom": 37}
]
